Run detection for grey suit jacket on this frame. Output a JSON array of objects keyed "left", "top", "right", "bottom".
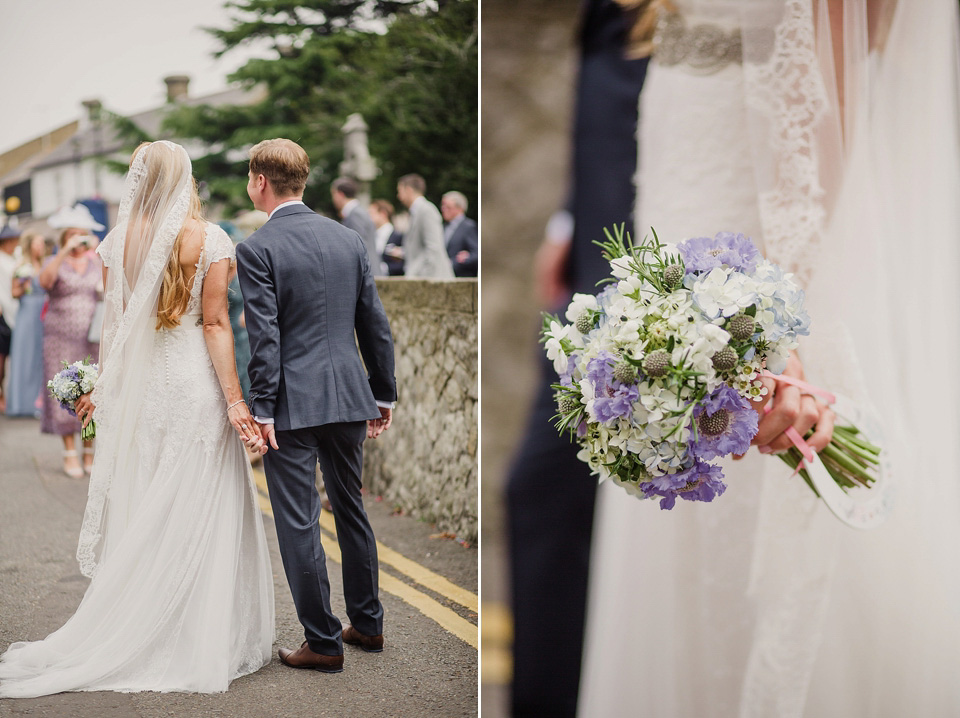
[
  {"left": 342, "top": 202, "right": 383, "bottom": 277},
  {"left": 404, "top": 197, "right": 454, "bottom": 279},
  {"left": 236, "top": 204, "right": 397, "bottom": 432}
]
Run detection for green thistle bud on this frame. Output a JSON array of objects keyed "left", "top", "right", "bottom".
[
  {"left": 558, "top": 394, "right": 580, "bottom": 415},
  {"left": 663, "top": 264, "right": 684, "bottom": 288},
  {"left": 727, "top": 314, "right": 755, "bottom": 341},
  {"left": 642, "top": 349, "right": 671, "bottom": 378},
  {"left": 697, "top": 408, "right": 730, "bottom": 437},
  {"left": 711, "top": 346, "right": 738, "bottom": 371},
  {"left": 575, "top": 311, "right": 594, "bottom": 335},
  {"left": 612, "top": 361, "right": 638, "bottom": 385}
]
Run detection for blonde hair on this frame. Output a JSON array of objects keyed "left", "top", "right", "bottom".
[
  {"left": 20, "top": 231, "right": 46, "bottom": 262},
  {"left": 128, "top": 142, "right": 206, "bottom": 331},
  {"left": 614, "top": 0, "right": 675, "bottom": 58},
  {"left": 249, "top": 139, "right": 310, "bottom": 198}
]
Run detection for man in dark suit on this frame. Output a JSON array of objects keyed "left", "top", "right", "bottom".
[
  {"left": 332, "top": 176, "right": 383, "bottom": 276},
  {"left": 237, "top": 139, "right": 397, "bottom": 673},
  {"left": 504, "top": 2, "right": 649, "bottom": 715},
  {"left": 440, "top": 191, "right": 478, "bottom": 277}
]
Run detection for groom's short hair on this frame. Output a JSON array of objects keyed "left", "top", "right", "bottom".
[{"left": 249, "top": 139, "right": 310, "bottom": 198}]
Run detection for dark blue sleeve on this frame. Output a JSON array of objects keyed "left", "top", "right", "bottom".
[{"left": 236, "top": 240, "right": 281, "bottom": 419}]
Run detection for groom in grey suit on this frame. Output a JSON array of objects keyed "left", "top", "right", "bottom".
[{"left": 236, "top": 138, "right": 397, "bottom": 673}]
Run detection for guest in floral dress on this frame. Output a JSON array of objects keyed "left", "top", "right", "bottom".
[
  {"left": 39, "top": 228, "right": 101, "bottom": 478},
  {"left": 6, "top": 232, "right": 49, "bottom": 417}
]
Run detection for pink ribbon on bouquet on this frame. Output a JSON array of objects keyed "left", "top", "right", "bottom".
[{"left": 760, "top": 370, "right": 836, "bottom": 475}]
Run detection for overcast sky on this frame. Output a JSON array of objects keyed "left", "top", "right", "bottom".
[{"left": 0, "top": 0, "right": 273, "bottom": 155}]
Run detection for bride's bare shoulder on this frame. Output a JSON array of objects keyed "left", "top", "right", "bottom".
[{"left": 177, "top": 219, "right": 206, "bottom": 268}]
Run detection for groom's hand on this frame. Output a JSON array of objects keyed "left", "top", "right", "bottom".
[
  {"left": 259, "top": 422, "right": 279, "bottom": 452},
  {"left": 367, "top": 407, "right": 392, "bottom": 439}
]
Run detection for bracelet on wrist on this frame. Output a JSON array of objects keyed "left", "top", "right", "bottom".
[{"left": 226, "top": 399, "right": 246, "bottom": 411}]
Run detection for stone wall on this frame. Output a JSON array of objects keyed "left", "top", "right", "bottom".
[{"left": 363, "top": 278, "right": 478, "bottom": 542}]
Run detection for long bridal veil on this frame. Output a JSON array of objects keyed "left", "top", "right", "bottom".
[{"left": 82, "top": 141, "right": 194, "bottom": 577}]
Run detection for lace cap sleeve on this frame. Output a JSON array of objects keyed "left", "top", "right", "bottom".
[{"left": 203, "top": 223, "right": 236, "bottom": 270}]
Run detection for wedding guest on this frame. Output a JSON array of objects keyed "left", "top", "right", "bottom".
[
  {"left": 396, "top": 174, "right": 454, "bottom": 279},
  {"left": 6, "top": 231, "right": 48, "bottom": 417},
  {"left": 0, "top": 224, "right": 20, "bottom": 413},
  {"left": 39, "top": 224, "right": 103, "bottom": 478},
  {"left": 440, "top": 191, "right": 478, "bottom": 277},
  {"left": 331, "top": 176, "right": 382, "bottom": 275},
  {"left": 369, "top": 199, "right": 405, "bottom": 276}
]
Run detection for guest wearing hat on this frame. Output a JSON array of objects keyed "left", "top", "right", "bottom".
[
  {"left": 39, "top": 205, "right": 104, "bottom": 478},
  {"left": 0, "top": 224, "right": 21, "bottom": 413},
  {"left": 6, "top": 232, "right": 49, "bottom": 417}
]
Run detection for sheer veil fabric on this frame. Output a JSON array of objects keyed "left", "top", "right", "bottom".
[
  {"left": 579, "top": 1, "right": 960, "bottom": 715},
  {"left": 0, "top": 142, "right": 274, "bottom": 698}
]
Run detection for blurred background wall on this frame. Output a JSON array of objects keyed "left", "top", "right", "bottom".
[{"left": 480, "top": 0, "right": 580, "bottom": 713}]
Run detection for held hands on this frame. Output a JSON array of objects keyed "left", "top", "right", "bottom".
[
  {"left": 744, "top": 352, "right": 835, "bottom": 457},
  {"left": 368, "top": 406, "right": 393, "bottom": 439},
  {"left": 75, "top": 392, "right": 95, "bottom": 429},
  {"left": 227, "top": 400, "right": 264, "bottom": 448}
]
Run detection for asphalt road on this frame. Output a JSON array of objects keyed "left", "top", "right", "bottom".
[{"left": 0, "top": 415, "right": 478, "bottom": 718}]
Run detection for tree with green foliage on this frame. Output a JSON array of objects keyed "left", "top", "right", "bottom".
[{"left": 114, "top": 0, "right": 477, "bottom": 218}]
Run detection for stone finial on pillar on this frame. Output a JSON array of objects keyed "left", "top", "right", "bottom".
[{"left": 339, "top": 113, "right": 379, "bottom": 205}]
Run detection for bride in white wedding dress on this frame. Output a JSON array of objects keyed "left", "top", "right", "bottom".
[
  {"left": 579, "top": 1, "right": 960, "bottom": 716},
  {"left": 0, "top": 141, "right": 275, "bottom": 698}
]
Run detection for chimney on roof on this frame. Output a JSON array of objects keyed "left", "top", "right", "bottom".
[
  {"left": 164, "top": 75, "right": 190, "bottom": 103},
  {"left": 81, "top": 98, "right": 102, "bottom": 122}
]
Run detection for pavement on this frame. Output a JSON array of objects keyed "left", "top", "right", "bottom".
[{"left": 0, "top": 415, "right": 478, "bottom": 718}]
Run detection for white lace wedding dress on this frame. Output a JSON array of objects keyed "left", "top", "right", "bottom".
[
  {"left": 579, "top": 2, "right": 960, "bottom": 716},
  {"left": 0, "top": 220, "right": 275, "bottom": 698}
]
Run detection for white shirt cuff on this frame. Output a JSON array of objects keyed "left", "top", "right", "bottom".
[
  {"left": 254, "top": 416, "right": 275, "bottom": 424},
  {"left": 376, "top": 401, "right": 396, "bottom": 409}
]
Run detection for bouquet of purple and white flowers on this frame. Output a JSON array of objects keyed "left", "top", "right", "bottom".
[
  {"left": 48, "top": 357, "right": 99, "bottom": 441},
  {"left": 543, "top": 227, "right": 881, "bottom": 510}
]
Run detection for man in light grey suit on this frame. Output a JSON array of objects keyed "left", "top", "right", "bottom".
[
  {"left": 237, "top": 139, "right": 397, "bottom": 674},
  {"left": 331, "top": 176, "right": 383, "bottom": 276},
  {"left": 396, "top": 174, "right": 454, "bottom": 279}
]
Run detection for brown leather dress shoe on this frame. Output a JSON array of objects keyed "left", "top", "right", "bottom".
[
  {"left": 278, "top": 641, "right": 344, "bottom": 673},
  {"left": 342, "top": 625, "right": 384, "bottom": 653}
]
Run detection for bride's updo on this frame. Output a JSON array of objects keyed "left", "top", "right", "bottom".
[{"left": 126, "top": 142, "right": 205, "bottom": 330}]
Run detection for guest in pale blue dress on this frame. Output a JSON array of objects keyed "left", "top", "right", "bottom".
[{"left": 6, "top": 232, "right": 48, "bottom": 417}]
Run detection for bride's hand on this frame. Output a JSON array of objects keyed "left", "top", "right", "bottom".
[
  {"left": 749, "top": 352, "right": 835, "bottom": 455},
  {"left": 75, "top": 393, "right": 95, "bottom": 428},
  {"left": 228, "top": 400, "right": 262, "bottom": 445}
]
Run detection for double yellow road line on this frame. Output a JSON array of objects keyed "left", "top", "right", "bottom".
[{"left": 252, "top": 467, "right": 478, "bottom": 649}]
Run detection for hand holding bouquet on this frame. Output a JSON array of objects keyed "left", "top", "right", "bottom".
[
  {"left": 542, "top": 227, "right": 882, "bottom": 512},
  {"left": 48, "top": 358, "right": 99, "bottom": 441}
]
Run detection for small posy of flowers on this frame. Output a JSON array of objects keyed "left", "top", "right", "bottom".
[
  {"left": 14, "top": 263, "right": 35, "bottom": 292},
  {"left": 543, "top": 227, "right": 877, "bottom": 510},
  {"left": 48, "top": 357, "right": 99, "bottom": 441}
]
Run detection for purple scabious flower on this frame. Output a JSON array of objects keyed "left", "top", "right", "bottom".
[
  {"left": 559, "top": 354, "right": 580, "bottom": 388},
  {"left": 586, "top": 352, "right": 640, "bottom": 424},
  {"left": 678, "top": 232, "right": 761, "bottom": 274},
  {"left": 690, "top": 385, "right": 758, "bottom": 461},
  {"left": 639, "top": 461, "right": 726, "bottom": 510}
]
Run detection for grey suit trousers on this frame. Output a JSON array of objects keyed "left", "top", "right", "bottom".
[{"left": 263, "top": 420, "right": 383, "bottom": 655}]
